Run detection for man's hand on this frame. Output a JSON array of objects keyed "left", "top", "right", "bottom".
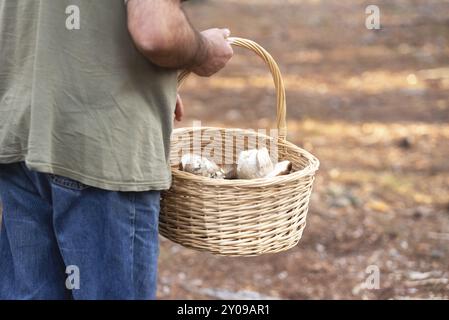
[
  {"left": 127, "top": 0, "right": 233, "bottom": 75},
  {"left": 174, "top": 94, "right": 184, "bottom": 122},
  {"left": 190, "top": 28, "right": 233, "bottom": 77}
]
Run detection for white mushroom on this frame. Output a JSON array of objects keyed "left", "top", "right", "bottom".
[
  {"left": 237, "top": 148, "right": 274, "bottom": 179},
  {"left": 180, "top": 154, "right": 225, "bottom": 179},
  {"left": 265, "top": 160, "right": 293, "bottom": 178}
]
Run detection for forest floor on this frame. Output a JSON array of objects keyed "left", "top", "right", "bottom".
[
  {"left": 0, "top": 0, "right": 447, "bottom": 300},
  {"left": 158, "top": 0, "right": 449, "bottom": 299}
]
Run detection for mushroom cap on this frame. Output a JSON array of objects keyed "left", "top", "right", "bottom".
[
  {"left": 180, "top": 154, "right": 225, "bottom": 179},
  {"left": 237, "top": 148, "right": 274, "bottom": 179}
]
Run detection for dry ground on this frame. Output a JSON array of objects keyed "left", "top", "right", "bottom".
[
  {"left": 0, "top": 0, "right": 447, "bottom": 300},
  {"left": 158, "top": 0, "right": 449, "bottom": 299}
]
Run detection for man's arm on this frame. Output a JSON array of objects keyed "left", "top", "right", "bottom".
[{"left": 126, "top": 0, "right": 233, "bottom": 76}]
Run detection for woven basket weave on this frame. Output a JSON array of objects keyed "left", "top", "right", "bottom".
[{"left": 160, "top": 37, "right": 319, "bottom": 256}]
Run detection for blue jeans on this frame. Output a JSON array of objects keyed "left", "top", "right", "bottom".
[{"left": 0, "top": 162, "right": 160, "bottom": 300}]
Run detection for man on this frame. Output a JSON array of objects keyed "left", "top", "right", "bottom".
[{"left": 0, "top": 0, "right": 233, "bottom": 300}]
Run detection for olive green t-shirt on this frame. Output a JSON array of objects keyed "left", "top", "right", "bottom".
[{"left": 0, "top": 0, "right": 178, "bottom": 191}]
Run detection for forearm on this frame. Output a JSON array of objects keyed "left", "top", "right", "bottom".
[{"left": 127, "top": 0, "right": 208, "bottom": 69}]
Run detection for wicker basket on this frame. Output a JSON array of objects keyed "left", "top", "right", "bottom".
[{"left": 160, "top": 37, "right": 319, "bottom": 256}]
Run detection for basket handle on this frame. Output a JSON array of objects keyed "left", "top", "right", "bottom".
[{"left": 177, "top": 37, "right": 287, "bottom": 140}]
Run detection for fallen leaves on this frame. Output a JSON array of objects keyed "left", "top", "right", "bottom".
[{"left": 366, "top": 200, "right": 391, "bottom": 213}]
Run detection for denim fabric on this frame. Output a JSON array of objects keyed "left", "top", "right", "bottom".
[{"left": 0, "top": 162, "right": 161, "bottom": 300}]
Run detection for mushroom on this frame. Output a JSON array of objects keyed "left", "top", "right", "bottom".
[
  {"left": 179, "top": 154, "right": 225, "bottom": 179},
  {"left": 222, "top": 164, "right": 238, "bottom": 180},
  {"left": 265, "top": 160, "right": 293, "bottom": 178},
  {"left": 237, "top": 148, "right": 274, "bottom": 179}
]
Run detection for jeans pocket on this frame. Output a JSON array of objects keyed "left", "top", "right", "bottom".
[{"left": 49, "top": 174, "right": 90, "bottom": 191}]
